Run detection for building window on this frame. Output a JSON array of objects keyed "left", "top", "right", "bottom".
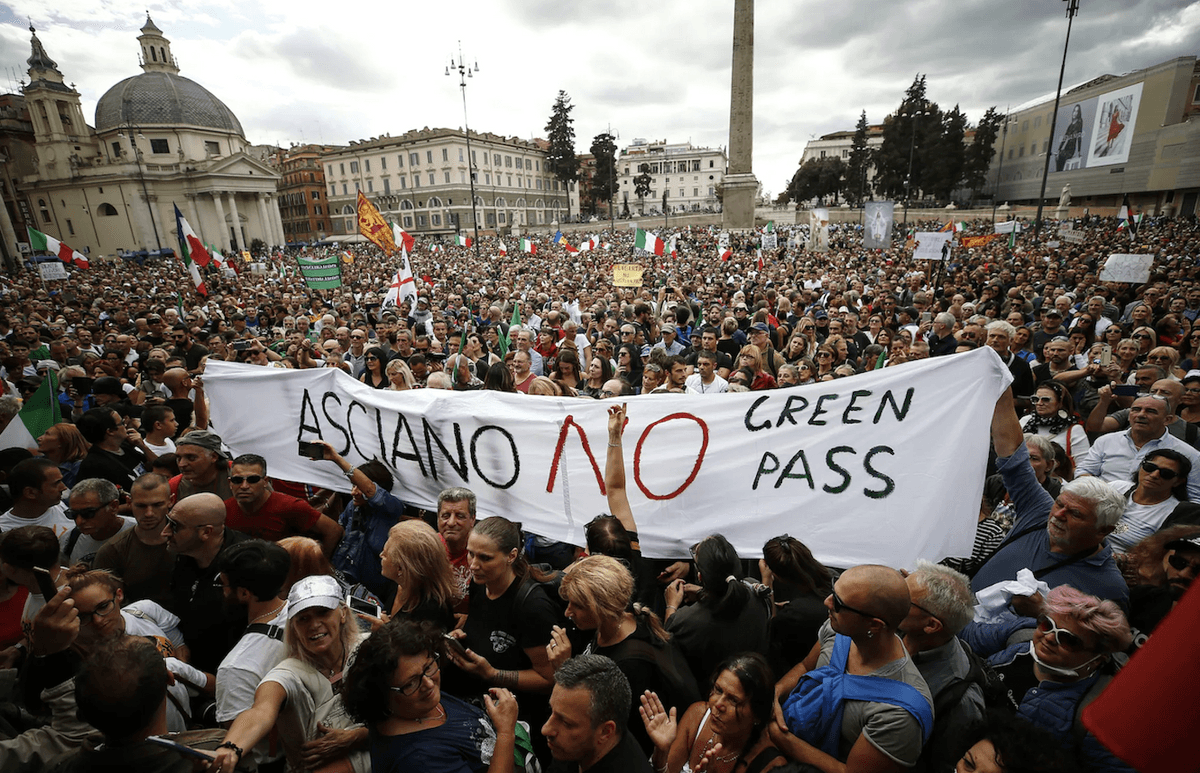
[
  {"left": 381, "top": 157, "right": 387, "bottom": 170},
  {"left": 149, "top": 139, "right": 169, "bottom": 154},
  {"left": 494, "top": 154, "right": 501, "bottom": 165},
  {"left": 461, "top": 172, "right": 466, "bottom": 183},
  {"left": 536, "top": 179, "right": 542, "bottom": 190},
  {"left": 432, "top": 214, "right": 441, "bottom": 226},
  {"left": 350, "top": 161, "right": 359, "bottom": 173},
  {"left": 400, "top": 176, "right": 407, "bottom": 189},
  {"left": 111, "top": 141, "right": 121, "bottom": 157},
  {"left": 397, "top": 155, "right": 404, "bottom": 168},
  {"left": 410, "top": 153, "right": 419, "bottom": 166},
  {"left": 459, "top": 149, "right": 464, "bottom": 162},
  {"left": 330, "top": 185, "right": 336, "bottom": 197},
  {"left": 418, "top": 215, "right": 427, "bottom": 226},
  {"left": 498, "top": 212, "right": 506, "bottom": 223},
  {"left": 445, "top": 171, "right": 451, "bottom": 183},
  {"left": 311, "top": 191, "right": 320, "bottom": 200},
  {"left": 403, "top": 216, "right": 413, "bottom": 228},
  {"left": 679, "top": 188, "right": 684, "bottom": 197},
  {"left": 315, "top": 205, "right": 322, "bottom": 214},
  {"left": 709, "top": 160, "right": 714, "bottom": 168},
  {"left": 98, "top": 203, "right": 118, "bottom": 216},
  {"left": 485, "top": 173, "right": 491, "bottom": 185},
  {"left": 367, "top": 180, "right": 373, "bottom": 192},
  {"left": 1034, "top": 116, "right": 1042, "bottom": 128},
  {"left": 525, "top": 159, "right": 532, "bottom": 170},
  {"left": 693, "top": 188, "right": 699, "bottom": 197},
  {"left": 365, "top": 159, "right": 371, "bottom": 172},
  {"left": 355, "top": 182, "right": 360, "bottom": 192},
  {"left": 66, "top": 219, "right": 74, "bottom": 235},
  {"left": 429, "top": 173, "right": 435, "bottom": 185},
  {"left": 442, "top": 148, "right": 449, "bottom": 162},
  {"left": 341, "top": 183, "right": 348, "bottom": 194},
  {"left": 1008, "top": 148, "right": 1014, "bottom": 160},
  {"left": 384, "top": 179, "right": 390, "bottom": 194},
  {"left": 340, "top": 163, "right": 346, "bottom": 175},
  {"left": 426, "top": 150, "right": 433, "bottom": 164},
  {"left": 1018, "top": 146, "right": 1024, "bottom": 158}
]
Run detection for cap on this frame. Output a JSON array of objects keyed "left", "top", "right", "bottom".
[
  {"left": 814, "top": 310, "right": 829, "bottom": 320},
  {"left": 1165, "top": 535, "right": 1200, "bottom": 553},
  {"left": 1043, "top": 308, "right": 1063, "bottom": 317},
  {"left": 92, "top": 376, "right": 125, "bottom": 396},
  {"left": 36, "top": 360, "right": 60, "bottom": 372},
  {"left": 287, "top": 575, "right": 343, "bottom": 619},
  {"left": 750, "top": 322, "right": 770, "bottom": 333},
  {"left": 735, "top": 303, "right": 748, "bottom": 311},
  {"left": 175, "top": 430, "right": 228, "bottom": 458},
  {"left": 1184, "top": 370, "right": 1200, "bottom": 385}
]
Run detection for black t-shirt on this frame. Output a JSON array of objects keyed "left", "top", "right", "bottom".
[
  {"left": 586, "top": 729, "right": 654, "bottom": 773},
  {"left": 76, "top": 444, "right": 146, "bottom": 492},
  {"left": 666, "top": 586, "right": 770, "bottom": 689},
  {"left": 686, "top": 349, "right": 734, "bottom": 373},
  {"left": 460, "top": 578, "right": 559, "bottom": 675},
  {"left": 766, "top": 592, "right": 829, "bottom": 678},
  {"left": 165, "top": 529, "right": 251, "bottom": 673}
]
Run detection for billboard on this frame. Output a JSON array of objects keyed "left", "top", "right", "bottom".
[{"left": 1050, "top": 81, "right": 1142, "bottom": 173}]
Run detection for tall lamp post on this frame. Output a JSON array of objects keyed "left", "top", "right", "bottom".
[
  {"left": 1034, "top": 0, "right": 1081, "bottom": 243},
  {"left": 446, "top": 43, "right": 482, "bottom": 262},
  {"left": 900, "top": 104, "right": 929, "bottom": 232},
  {"left": 123, "top": 108, "right": 162, "bottom": 252},
  {"left": 991, "top": 111, "right": 1016, "bottom": 223}
]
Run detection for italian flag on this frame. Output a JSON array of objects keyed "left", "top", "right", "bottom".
[
  {"left": 498, "top": 240, "right": 508, "bottom": 256},
  {"left": 719, "top": 247, "right": 732, "bottom": 261},
  {"left": 521, "top": 237, "right": 537, "bottom": 254},
  {"left": 668, "top": 235, "right": 678, "bottom": 259},
  {"left": 455, "top": 234, "right": 473, "bottom": 248},
  {"left": 27, "top": 227, "right": 88, "bottom": 269},
  {"left": 634, "top": 228, "right": 665, "bottom": 256},
  {"left": 0, "top": 369, "right": 61, "bottom": 451},
  {"left": 174, "top": 205, "right": 209, "bottom": 296},
  {"left": 756, "top": 250, "right": 764, "bottom": 270},
  {"left": 578, "top": 236, "right": 599, "bottom": 252}
]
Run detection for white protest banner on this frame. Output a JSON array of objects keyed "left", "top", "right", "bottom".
[
  {"left": 37, "top": 261, "right": 69, "bottom": 281},
  {"left": 994, "top": 220, "right": 1021, "bottom": 234},
  {"left": 1058, "top": 225, "right": 1085, "bottom": 244},
  {"left": 203, "top": 349, "right": 1012, "bottom": 568},
  {"left": 913, "top": 232, "right": 953, "bottom": 261},
  {"left": 1099, "top": 254, "right": 1154, "bottom": 284}
]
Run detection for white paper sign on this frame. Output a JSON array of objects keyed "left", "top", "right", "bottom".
[
  {"left": 203, "top": 349, "right": 1013, "bottom": 568},
  {"left": 1099, "top": 254, "right": 1154, "bottom": 284},
  {"left": 913, "top": 232, "right": 953, "bottom": 261},
  {"left": 37, "top": 262, "right": 69, "bottom": 281}
]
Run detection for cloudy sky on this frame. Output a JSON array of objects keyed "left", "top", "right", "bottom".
[{"left": 2, "top": 0, "right": 1197, "bottom": 198}]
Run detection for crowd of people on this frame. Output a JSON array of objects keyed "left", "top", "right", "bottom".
[{"left": 0, "top": 212, "right": 1196, "bottom": 772}]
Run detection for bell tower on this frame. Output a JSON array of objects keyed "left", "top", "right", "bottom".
[
  {"left": 23, "top": 25, "right": 98, "bottom": 178},
  {"left": 137, "top": 14, "right": 180, "bottom": 74}
]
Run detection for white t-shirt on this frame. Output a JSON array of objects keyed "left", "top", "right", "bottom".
[
  {"left": 145, "top": 438, "right": 176, "bottom": 457},
  {"left": 60, "top": 516, "right": 136, "bottom": 567},
  {"left": 1108, "top": 480, "right": 1181, "bottom": 553},
  {"left": 685, "top": 373, "right": 729, "bottom": 394},
  {"left": 123, "top": 599, "right": 186, "bottom": 653},
  {"left": 216, "top": 604, "right": 289, "bottom": 723},
  {"left": 0, "top": 504, "right": 73, "bottom": 539},
  {"left": 166, "top": 655, "right": 207, "bottom": 732}
]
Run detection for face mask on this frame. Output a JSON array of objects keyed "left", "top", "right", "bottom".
[{"left": 1030, "top": 643, "right": 1103, "bottom": 679}]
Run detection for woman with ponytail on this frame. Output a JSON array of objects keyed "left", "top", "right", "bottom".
[
  {"left": 663, "top": 534, "right": 771, "bottom": 689},
  {"left": 443, "top": 515, "right": 561, "bottom": 758},
  {"left": 546, "top": 555, "right": 699, "bottom": 754}
]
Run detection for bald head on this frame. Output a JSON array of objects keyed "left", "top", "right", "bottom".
[
  {"left": 841, "top": 564, "right": 911, "bottom": 630},
  {"left": 172, "top": 492, "right": 226, "bottom": 526},
  {"left": 162, "top": 368, "right": 190, "bottom": 391}
]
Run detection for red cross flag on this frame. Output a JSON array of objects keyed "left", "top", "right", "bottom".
[{"left": 383, "top": 247, "right": 418, "bottom": 311}]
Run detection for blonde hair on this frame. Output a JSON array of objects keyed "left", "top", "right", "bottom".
[
  {"left": 528, "top": 376, "right": 562, "bottom": 396},
  {"left": 737, "top": 344, "right": 763, "bottom": 371},
  {"left": 42, "top": 422, "right": 90, "bottom": 462},
  {"left": 384, "top": 520, "right": 457, "bottom": 611},
  {"left": 385, "top": 358, "right": 415, "bottom": 389},
  {"left": 283, "top": 598, "right": 363, "bottom": 671},
  {"left": 561, "top": 555, "right": 670, "bottom": 642}
]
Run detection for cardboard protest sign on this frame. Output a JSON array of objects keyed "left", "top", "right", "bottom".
[{"left": 613, "top": 264, "right": 644, "bottom": 287}]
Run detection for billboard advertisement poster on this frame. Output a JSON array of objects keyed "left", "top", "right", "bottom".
[
  {"left": 1051, "top": 97, "right": 1096, "bottom": 173},
  {"left": 1087, "top": 82, "right": 1142, "bottom": 167}
]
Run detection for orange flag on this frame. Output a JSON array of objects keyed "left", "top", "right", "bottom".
[{"left": 356, "top": 192, "right": 397, "bottom": 255}]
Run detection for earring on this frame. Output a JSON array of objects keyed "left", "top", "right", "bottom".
[{"left": 867, "top": 631, "right": 874, "bottom": 638}]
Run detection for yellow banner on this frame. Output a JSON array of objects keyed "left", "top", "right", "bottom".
[
  {"left": 959, "top": 234, "right": 1005, "bottom": 248},
  {"left": 613, "top": 263, "right": 644, "bottom": 287},
  {"left": 357, "top": 192, "right": 397, "bottom": 255}
]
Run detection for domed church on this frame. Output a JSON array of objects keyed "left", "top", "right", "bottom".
[{"left": 13, "top": 16, "right": 281, "bottom": 259}]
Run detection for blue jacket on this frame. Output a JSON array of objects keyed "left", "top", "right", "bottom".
[
  {"left": 330, "top": 485, "right": 408, "bottom": 600},
  {"left": 1018, "top": 672, "right": 1133, "bottom": 773},
  {"left": 959, "top": 611, "right": 1036, "bottom": 668}
]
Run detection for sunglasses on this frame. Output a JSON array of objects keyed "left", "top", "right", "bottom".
[
  {"left": 1133, "top": 334, "right": 1152, "bottom": 339},
  {"left": 1036, "top": 614, "right": 1086, "bottom": 650},
  {"left": 229, "top": 475, "right": 264, "bottom": 485},
  {"left": 1167, "top": 552, "right": 1200, "bottom": 574},
  {"left": 831, "top": 588, "right": 878, "bottom": 621},
  {"left": 1141, "top": 460, "right": 1180, "bottom": 480},
  {"left": 1031, "top": 395, "right": 1058, "bottom": 404},
  {"left": 67, "top": 502, "right": 113, "bottom": 520}
]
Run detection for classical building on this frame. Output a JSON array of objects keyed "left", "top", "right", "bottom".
[
  {"left": 989, "top": 55, "right": 1200, "bottom": 216},
  {"left": 270, "top": 144, "right": 335, "bottom": 244},
  {"left": 799, "top": 126, "right": 884, "bottom": 165},
  {"left": 3, "top": 17, "right": 282, "bottom": 262},
  {"left": 616, "top": 139, "right": 726, "bottom": 215},
  {"left": 321, "top": 128, "right": 571, "bottom": 241}
]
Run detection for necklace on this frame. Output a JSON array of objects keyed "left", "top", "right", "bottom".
[
  {"left": 413, "top": 703, "right": 446, "bottom": 724},
  {"left": 703, "top": 734, "right": 742, "bottom": 765},
  {"left": 249, "top": 602, "right": 285, "bottom": 625}
]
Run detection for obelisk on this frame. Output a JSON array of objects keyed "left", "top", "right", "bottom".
[{"left": 722, "top": 0, "right": 758, "bottom": 231}]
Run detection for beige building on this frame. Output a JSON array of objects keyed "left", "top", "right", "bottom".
[
  {"left": 10, "top": 17, "right": 282, "bottom": 260},
  {"left": 617, "top": 139, "right": 726, "bottom": 214},
  {"left": 321, "top": 128, "right": 571, "bottom": 241},
  {"left": 989, "top": 55, "right": 1200, "bottom": 216}
]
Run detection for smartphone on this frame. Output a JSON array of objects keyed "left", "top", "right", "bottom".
[
  {"left": 71, "top": 377, "right": 94, "bottom": 395},
  {"left": 144, "top": 736, "right": 217, "bottom": 763},
  {"left": 297, "top": 441, "right": 325, "bottom": 460},
  {"left": 230, "top": 339, "right": 253, "bottom": 351},
  {"left": 1112, "top": 385, "right": 1140, "bottom": 397},
  {"left": 346, "top": 595, "right": 381, "bottom": 618},
  {"left": 443, "top": 633, "right": 468, "bottom": 659},
  {"left": 1099, "top": 344, "right": 1112, "bottom": 367},
  {"left": 920, "top": 312, "right": 932, "bottom": 324},
  {"left": 31, "top": 566, "right": 58, "bottom": 600}
]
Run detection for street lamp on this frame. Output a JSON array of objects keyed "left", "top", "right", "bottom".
[
  {"left": 122, "top": 120, "right": 162, "bottom": 252},
  {"left": 1034, "top": 0, "right": 1081, "bottom": 243},
  {"left": 900, "top": 105, "right": 929, "bottom": 232},
  {"left": 446, "top": 43, "right": 481, "bottom": 262},
  {"left": 608, "top": 125, "right": 619, "bottom": 235}
]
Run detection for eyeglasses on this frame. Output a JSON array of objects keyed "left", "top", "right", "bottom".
[
  {"left": 1140, "top": 460, "right": 1180, "bottom": 480},
  {"left": 1031, "top": 395, "right": 1057, "bottom": 404},
  {"left": 77, "top": 596, "right": 117, "bottom": 625},
  {"left": 910, "top": 600, "right": 944, "bottom": 625},
  {"left": 229, "top": 475, "right": 264, "bottom": 485},
  {"left": 1036, "top": 614, "right": 1087, "bottom": 651},
  {"left": 830, "top": 588, "right": 878, "bottom": 621},
  {"left": 817, "top": 352, "right": 833, "bottom": 358},
  {"left": 67, "top": 502, "right": 113, "bottom": 520},
  {"left": 390, "top": 653, "right": 440, "bottom": 696},
  {"left": 1133, "top": 334, "right": 1152, "bottom": 340},
  {"left": 600, "top": 389, "right": 616, "bottom": 397}
]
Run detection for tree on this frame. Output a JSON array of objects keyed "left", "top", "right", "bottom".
[
  {"left": 846, "top": 110, "right": 873, "bottom": 206},
  {"left": 926, "top": 104, "right": 967, "bottom": 202},
  {"left": 874, "top": 74, "right": 942, "bottom": 202},
  {"left": 785, "top": 157, "right": 846, "bottom": 206},
  {"left": 633, "top": 164, "right": 652, "bottom": 213},
  {"left": 964, "top": 107, "right": 1003, "bottom": 199},
  {"left": 544, "top": 91, "right": 579, "bottom": 196},
  {"left": 590, "top": 132, "right": 619, "bottom": 216}
]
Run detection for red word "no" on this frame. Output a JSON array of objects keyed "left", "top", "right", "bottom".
[{"left": 546, "top": 413, "right": 709, "bottom": 501}]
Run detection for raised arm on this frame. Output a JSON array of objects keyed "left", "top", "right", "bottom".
[
  {"left": 992, "top": 387, "right": 1023, "bottom": 459},
  {"left": 604, "top": 403, "right": 639, "bottom": 547}
]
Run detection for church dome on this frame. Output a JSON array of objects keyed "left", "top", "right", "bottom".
[{"left": 94, "top": 71, "right": 244, "bottom": 136}]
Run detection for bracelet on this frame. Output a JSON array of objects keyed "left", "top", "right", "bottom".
[
  {"left": 608, "top": 442, "right": 621, "bottom": 448},
  {"left": 344, "top": 466, "right": 357, "bottom": 479},
  {"left": 666, "top": 605, "right": 678, "bottom": 611},
  {"left": 494, "top": 669, "right": 518, "bottom": 689},
  {"left": 217, "top": 741, "right": 244, "bottom": 761}
]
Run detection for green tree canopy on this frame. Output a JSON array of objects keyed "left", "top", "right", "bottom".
[{"left": 544, "top": 91, "right": 579, "bottom": 187}]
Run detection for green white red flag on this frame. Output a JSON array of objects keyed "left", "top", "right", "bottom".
[
  {"left": 634, "top": 228, "right": 665, "bottom": 256},
  {"left": 521, "top": 237, "right": 537, "bottom": 254},
  {"left": 27, "top": 227, "right": 88, "bottom": 269},
  {"left": 455, "top": 234, "right": 473, "bottom": 248},
  {"left": 174, "top": 205, "right": 208, "bottom": 296}
]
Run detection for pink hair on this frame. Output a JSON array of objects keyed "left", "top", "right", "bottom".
[{"left": 1043, "top": 585, "right": 1132, "bottom": 653}]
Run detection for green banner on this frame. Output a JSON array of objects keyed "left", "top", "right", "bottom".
[{"left": 296, "top": 257, "right": 342, "bottom": 289}]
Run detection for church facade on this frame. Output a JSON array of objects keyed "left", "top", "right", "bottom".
[{"left": 4, "top": 17, "right": 282, "bottom": 264}]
